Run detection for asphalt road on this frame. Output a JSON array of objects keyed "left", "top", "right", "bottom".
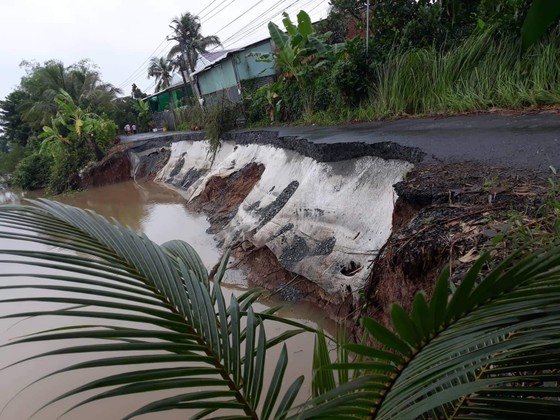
[{"left": 121, "top": 112, "right": 560, "bottom": 172}]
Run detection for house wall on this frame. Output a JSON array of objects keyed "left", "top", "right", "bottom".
[
  {"left": 198, "top": 60, "right": 237, "bottom": 96},
  {"left": 235, "top": 41, "right": 276, "bottom": 81},
  {"left": 148, "top": 88, "right": 188, "bottom": 112},
  {"left": 196, "top": 40, "right": 277, "bottom": 104}
]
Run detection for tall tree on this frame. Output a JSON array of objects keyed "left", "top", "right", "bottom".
[
  {"left": 168, "top": 12, "right": 221, "bottom": 74},
  {"left": 19, "top": 60, "right": 121, "bottom": 131},
  {"left": 0, "top": 89, "right": 33, "bottom": 147},
  {"left": 147, "top": 56, "right": 177, "bottom": 127},
  {"left": 167, "top": 12, "right": 221, "bottom": 105},
  {"left": 147, "top": 56, "right": 174, "bottom": 92}
]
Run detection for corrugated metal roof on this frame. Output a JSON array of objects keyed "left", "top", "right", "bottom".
[{"left": 145, "top": 37, "right": 273, "bottom": 98}]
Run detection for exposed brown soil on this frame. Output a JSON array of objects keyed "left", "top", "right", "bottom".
[
  {"left": 230, "top": 245, "right": 353, "bottom": 318},
  {"left": 79, "top": 150, "right": 132, "bottom": 189},
  {"left": 364, "top": 162, "right": 550, "bottom": 326},
  {"left": 79, "top": 143, "right": 170, "bottom": 189},
  {"left": 187, "top": 163, "right": 265, "bottom": 233}
]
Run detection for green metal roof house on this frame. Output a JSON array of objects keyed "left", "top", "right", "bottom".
[
  {"left": 193, "top": 37, "right": 277, "bottom": 105},
  {"left": 145, "top": 75, "right": 194, "bottom": 113},
  {"left": 145, "top": 37, "right": 276, "bottom": 113}
]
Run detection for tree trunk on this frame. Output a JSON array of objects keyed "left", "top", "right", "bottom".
[{"left": 179, "top": 64, "right": 190, "bottom": 105}]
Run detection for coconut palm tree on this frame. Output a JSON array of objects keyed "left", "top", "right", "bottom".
[
  {"left": 147, "top": 56, "right": 174, "bottom": 92},
  {"left": 168, "top": 12, "right": 221, "bottom": 74},
  {"left": 1, "top": 200, "right": 560, "bottom": 418},
  {"left": 167, "top": 12, "right": 221, "bottom": 105},
  {"left": 147, "top": 56, "right": 177, "bottom": 127},
  {"left": 20, "top": 60, "right": 121, "bottom": 131}
]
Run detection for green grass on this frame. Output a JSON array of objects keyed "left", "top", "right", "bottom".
[
  {"left": 373, "top": 26, "right": 560, "bottom": 116},
  {"left": 291, "top": 26, "right": 560, "bottom": 126}
]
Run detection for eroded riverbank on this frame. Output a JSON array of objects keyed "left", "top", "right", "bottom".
[{"left": 80, "top": 128, "right": 554, "bottom": 326}]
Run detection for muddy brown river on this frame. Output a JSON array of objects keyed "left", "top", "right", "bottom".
[{"left": 0, "top": 180, "right": 333, "bottom": 419}]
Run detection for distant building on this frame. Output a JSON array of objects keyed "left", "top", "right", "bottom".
[
  {"left": 145, "top": 37, "right": 276, "bottom": 113},
  {"left": 144, "top": 73, "right": 193, "bottom": 113},
  {"left": 194, "top": 38, "right": 276, "bottom": 105}
]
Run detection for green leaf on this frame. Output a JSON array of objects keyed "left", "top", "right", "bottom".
[
  {"left": 296, "top": 10, "right": 313, "bottom": 37},
  {"left": 261, "top": 344, "right": 288, "bottom": 419},
  {"left": 281, "top": 12, "right": 298, "bottom": 37},
  {"left": 268, "top": 21, "right": 289, "bottom": 49},
  {"left": 362, "top": 317, "right": 412, "bottom": 356},
  {"left": 391, "top": 304, "right": 422, "bottom": 347},
  {"left": 274, "top": 375, "right": 304, "bottom": 419},
  {"left": 312, "top": 329, "right": 336, "bottom": 398},
  {"left": 521, "top": 0, "right": 560, "bottom": 51}
]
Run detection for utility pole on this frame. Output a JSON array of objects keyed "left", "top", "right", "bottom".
[{"left": 366, "top": 0, "right": 370, "bottom": 57}]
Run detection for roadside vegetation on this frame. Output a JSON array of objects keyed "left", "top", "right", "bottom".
[
  {"left": 245, "top": 0, "right": 560, "bottom": 126},
  {"left": 0, "top": 61, "right": 154, "bottom": 193}
]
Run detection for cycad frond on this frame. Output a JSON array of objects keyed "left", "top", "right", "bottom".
[
  {"left": 301, "top": 249, "right": 560, "bottom": 419},
  {"left": 0, "top": 200, "right": 308, "bottom": 419}
]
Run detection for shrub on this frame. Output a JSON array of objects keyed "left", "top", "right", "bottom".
[
  {"left": 0, "top": 143, "right": 28, "bottom": 177},
  {"left": 182, "top": 105, "right": 205, "bottom": 130},
  {"left": 312, "top": 74, "right": 335, "bottom": 112},
  {"left": 11, "top": 152, "right": 53, "bottom": 190},
  {"left": 47, "top": 141, "right": 93, "bottom": 194},
  {"left": 176, "top": 122, "right": 189, "bottom": 131},
  {"left": 279, "top": 80, "right": 305, "bottom": 121},
  {"left": 246, "top": 85, "right": 269, "bottom": 124}
]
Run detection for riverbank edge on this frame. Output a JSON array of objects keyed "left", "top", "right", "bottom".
[{"left": 81, "top": 130, "right": 549, "bottom": 325}]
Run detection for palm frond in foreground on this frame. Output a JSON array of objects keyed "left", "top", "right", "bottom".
[
  {"left": 0, "top": 199, "right": 308, "bottom": 419},
  {"left": 303, "top": 248, "right": 560, "bottom": 419}
]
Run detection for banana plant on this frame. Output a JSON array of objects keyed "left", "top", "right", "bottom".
[
  {"left": 0, "top": 200, "right": 311, "bottom": 419},
  {"left": 522, "top": 0, "right": 560, "bottom": 50},
  {"left": 263, "top": 11, "right": 341, "bottom": 83},
  {"left": 301, "top": 248, "right": 560, "bottom": 418}
]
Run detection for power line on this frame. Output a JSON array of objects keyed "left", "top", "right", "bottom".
[
  {"left": 307, "top": 0, "right": 327, "bottom": 15},
  {"left": 116, "top": 37, "right": 172, "bottom": 90},
  {"left": 217, "top": 0, "right": 297, "bottom": 48},
  {"left": 199, "top": 0, "right": 234, "bottom": 23},
  {"left": 116, "top": 37, "right": 168, "bottom": 88},
  {"left": 196, "top": 0, "right": 219, "bottom": 16},
  {"left": 201, "top": 0, "right": 236, "bottom": 22},
  {"left": 117, "top": 41, "right": 174, "bottom": 94},
  {"left": 141, "top": 79, "right": 156, "bottom": 94},
  {"left": 222, "top": 0, "right": 322, "bottom": 48},
  {"left": 218, "top": 0, "right": 290, "bottom": 41},
  {"left": 212, "top": 0, "right": 268, "bottom": 35},
  {"left": 220, "top": 0, "right": 323, "bottom": 49}
]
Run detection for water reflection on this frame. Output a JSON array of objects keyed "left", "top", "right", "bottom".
[{"left": 0, "top": 180, "right": 332, "bottom": 419}]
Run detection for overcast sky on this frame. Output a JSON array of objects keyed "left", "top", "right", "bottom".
[{"left": 0, "top": 0, "right": 331, "bottom": 101}]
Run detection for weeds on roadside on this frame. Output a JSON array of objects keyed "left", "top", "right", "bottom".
[
  {"left": 488, "top": 171, "right": 560, "bottom": 259},
  {"left": 204, "top": 96, "right": 242, "bottom": 163}
]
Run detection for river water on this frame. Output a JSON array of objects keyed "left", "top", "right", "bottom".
[{"left": 0, "top": 180, "right": 332, "bottom": 419}]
